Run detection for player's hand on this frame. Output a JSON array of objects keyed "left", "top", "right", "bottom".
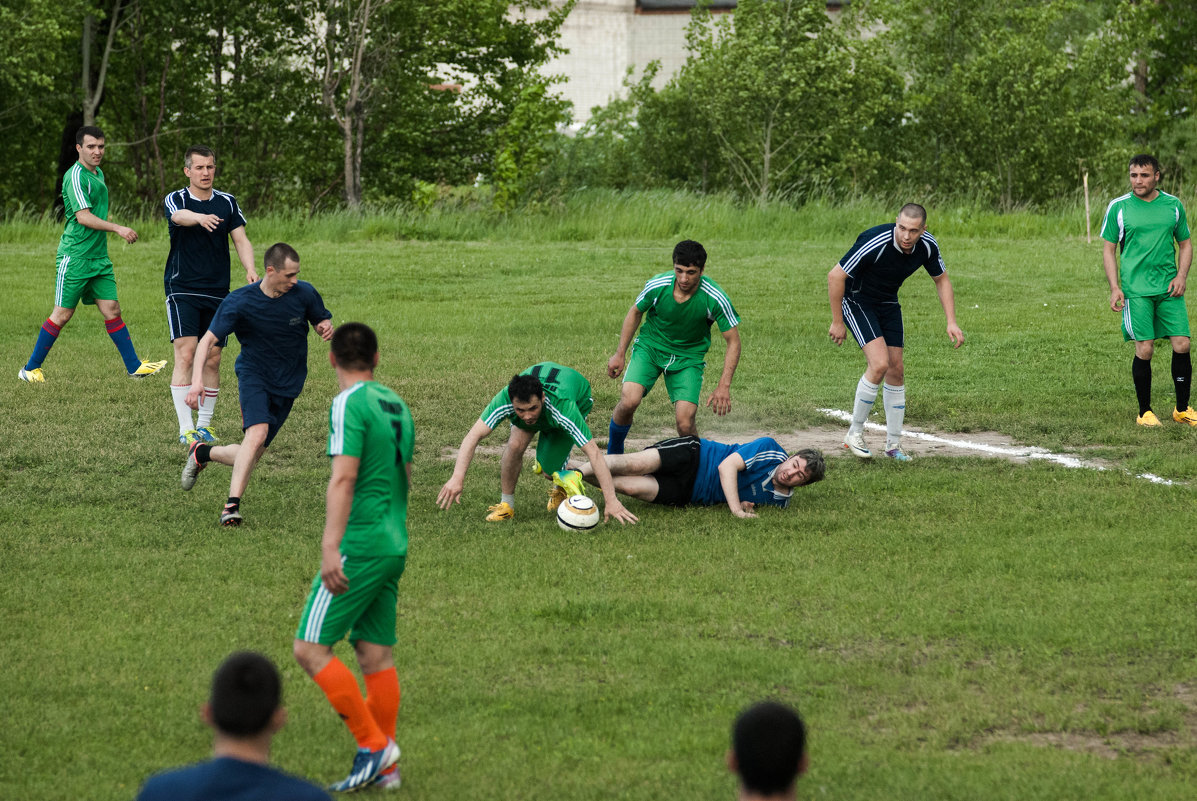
[
  {"left": 197, "top": 214, "right": 222, "bottom": 232},
  {"left": 116, "top": 225, "right": 138, "bottom": 244},
  {"left": 245, "top": 268, "right": 260, "bottom": 283},
  {"left": 707, "top": 386, "right": 732, "bottom": 416},
  {"left": 184, "top": 382, "right": 203, "bottom": 410},
  {"left": 730, "top": 503, "right": 758, "bottom": 519},
  {"left": 946, "top": 323, "right": 964, "bottom": 349},
  {"left": 315, "top": 319, "right": 334, "bottom": 341},
  {"left": 603, "top": 498, "right": 639, "bottom": 525},
  {"left": 436, "top": 478, "right": 464, "bottom": 510},
  {"left": 607, "top": 354, "right": 625, "bottom": 379},
  {"left": 829, "top": 321, "right": 847, "bottom": 346},
  {"left": 320, "top": 549, "right": 349, "bottom": 595},
  {"left": 1168, "top": 276, "right": 1186, "bottom": 297},
  {"left": 1110, "top": 289, "right": 1125, "bottom": 312}
]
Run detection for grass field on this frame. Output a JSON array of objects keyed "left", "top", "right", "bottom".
[{"left": 2, "top": 192, "right": 1196, "bottom": 800}]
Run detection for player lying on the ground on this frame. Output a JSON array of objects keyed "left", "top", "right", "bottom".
[{"left": 570, "top": 435, "right": 824, "bottom": 519}]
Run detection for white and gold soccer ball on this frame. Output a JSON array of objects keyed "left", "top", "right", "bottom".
[{"left": 556, "top": 494, "right": 600, "bottom": 531}]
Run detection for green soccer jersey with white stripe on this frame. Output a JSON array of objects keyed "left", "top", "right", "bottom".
[
  {"left": 1101, "top": 191, "right": 1191, "bottom": 298},
  {"left": 57, "top": 162, "right": 110, "bottom": 262},
  {"left": 479, "top": 362, "right": 593, "bottom": 446},
  {"left": 633, "top": 272, "right": 739, "bottom": 367}
]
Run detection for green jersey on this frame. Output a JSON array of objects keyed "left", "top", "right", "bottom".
[
  {"left": 1101, "top": 190, "right": 1191, "bottom": 298},
  {"left": 328, "top": 381, "right": 414, "bottom": 558},
  {"left": 480, "top": 362, "right": 592, "bottom": 447},
  {"left": 633, "top": 272, "right": 739, "bottom": 368},
  {"left": 58, "top": 161, "right": 110, "bottom": 262}
]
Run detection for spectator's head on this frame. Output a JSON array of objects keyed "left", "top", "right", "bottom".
[
  {"left": 204, "top": 651, "right": 286, "bottom": 740},
  {"left": 728, "top": 702, "right": 808, "bottom": 799}
]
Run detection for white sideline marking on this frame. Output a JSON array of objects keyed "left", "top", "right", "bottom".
[{"left": 817, "top": 408, "right": 1181, "bottom": 486}]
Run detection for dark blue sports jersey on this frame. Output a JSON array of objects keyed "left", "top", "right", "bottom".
[
  {"left": 163, "top": 188, "right": 247, "bottom": 295},
  {"left": 838, "top": 224, "right": 946, "bottom": 303},
  {"left": 208, "top": 281, "right": 331, "bottom": 398},
  {"left": 690, "top": 437, "right": 792, "bottom": 508},
  {"left": 136, "top": 756, "right": 331, "bottom": 801}
]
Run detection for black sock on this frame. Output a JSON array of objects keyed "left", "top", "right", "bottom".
[
  {"left": 1172, "top": 351, "right": 1192, "bottom": 411},
  {"left": 1133, "top": 356, "right": 1153, "bottom": 416},
  {"left": 195, "top": 444, "right": 213, "bottom": 463},
  {"left": 225, "top": 496, "right": 240, "bottom": 510}
]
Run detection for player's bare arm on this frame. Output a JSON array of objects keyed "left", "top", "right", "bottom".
[
  {"left": 170, "top": 208, "right": 223, "bottom": 232},
  {"left": 580, "top": 439, "right": 639, "bottom": 525},
  {"left": 608, "top": 306, "right": 644, "bottom": 378},
  {"left": 74, "top": 207, "right": 137, "bottom": 244},
  {"left": 437, "top": 418, "right": 494, "bottom": 509},
  {"left": 186, "top": 330, "right": 221, "bottom": 408},
  {"left": 932, "top": 272, "right": 964, "bottom": 348},
  {"left": 321, "top": 455, "right": 358, "bottom": 595},
  {"left": 1169, "top": 238, "right": 1193, "bottom": 297},
  {"left": 707, "top": 326, "right": 741, "bottom": 416},
  {"left": 717, "top": 453, "right": 756, "bottom": 519},
  {"left": 231, "top": 227, "right": 259, "bottom": 282},
  {"left": 827, "top": 265, "right": 848, "bottom": 345},
  {"left": 1103, "top": 240, "right": 1125, "bottom": 311}
]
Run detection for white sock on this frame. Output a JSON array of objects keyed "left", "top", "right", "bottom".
[
  {"left": 197, "top": 386, "right": 219, "bottom": 429},
  {"left": 883, "top": 383, "right": 906, "bottom": 448},
  {"left": 850, "top": 376, "right": 879, "bottom": 433},
  {"left": 501, "top": 493, "right": 515, "bottom": 507},
  {"left": 171, "top": 384, "right": 194, "bottom": 434}
]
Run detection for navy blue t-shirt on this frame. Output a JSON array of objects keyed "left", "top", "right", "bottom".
[
  {"left": 136, "top": 756, "right": 331, "bottom": 801},
  {"left": 838, "top": 223, "right": 946, "bottom": 303},
  {"left": 163, "top": 188, "right": 247, "bottom": 295},
  {"left": 690, "top": 437, "right": 793, "bottom": 508},
  {"left": 208, "top": 281, "right": 332, "bottom": 398}
]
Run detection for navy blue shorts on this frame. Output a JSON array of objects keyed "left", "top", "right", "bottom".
[
  {"left": 647, "top": 435, "right": 701, "bottom": 506},
  {"left": 842, "top": 294, "right": 904, "bottom": 349},
  {"left": 238, "top": 379, "right": 295, "bottom": 447},
  {"left": 166, "top": 292, "right": 228, "bottom": 346}
]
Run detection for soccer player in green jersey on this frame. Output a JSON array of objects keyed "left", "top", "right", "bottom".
[
  {"left": 1101, "top": 154, "right": 1195, "bottom": 427},
  {"left": 436, "top": 362, "right": 638, "bottom": 524},
  {"left": 18, "top": 126, "right": 166, "bottom": 383},
  {"left": 606, "top": 240, "right": 741, "bottom": 454},
  {"left": 293, "top": 323, "right": 410, "bottom": 792}
]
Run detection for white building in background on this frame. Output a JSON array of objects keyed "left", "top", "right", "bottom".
[{"left": 539, "top": 0, "right": 847, "bottom": 127}]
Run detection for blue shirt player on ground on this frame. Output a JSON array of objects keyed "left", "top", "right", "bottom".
[
  {"left": 164, "top": 145, "right": 258, "bottom": 446},
  {"left": 181, "top": 242, "right": 333, "bottom": 526},
  {"left": 828, "top": 203, "right": 963, "bottom": 461},
  {"left": 18, "top": 126, "right": 166, "bottom": 383}
]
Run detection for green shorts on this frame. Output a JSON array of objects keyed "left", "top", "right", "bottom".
[
  {"left": 1122, "top": 294, "right": 1191, "bottom": 341},
  {"left": 535, "top": 430, "right": 577, "bottom": 474},
  {"left": 624, "top": 342, "right": 705, "bottom": 405},
  {"left": 296, "top": 555, "right": 406, "bottom": 647},
  {"left": 55, "top": 254, "right": 117, "bottom": 309}
]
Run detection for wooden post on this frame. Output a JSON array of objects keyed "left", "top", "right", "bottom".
[{"left": 1083, "top": 170, "right": 1091, "bottom": 244}]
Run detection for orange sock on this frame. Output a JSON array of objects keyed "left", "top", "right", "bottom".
[
  {"left": 365, "top": 666, "right": 401, "bottom": 741},
  {"left": 313, "top": 658, "right": 387, "bottom": 751}
]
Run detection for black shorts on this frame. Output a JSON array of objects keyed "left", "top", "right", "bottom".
[
  {"left": 648, "top": 435, "right": 701, "bottom": 507},
  {"left": 841, "top": 293, "right": 904, "bottom": 349},
  {"left": 166, "top": 292, "right": 228, "bottom": 346},
  {"left": 238, "top": 378, "right": 294, "bottom": 448}
]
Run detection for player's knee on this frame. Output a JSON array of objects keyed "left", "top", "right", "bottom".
[
  {"left": 676, "top": 418, "right": 697, "bottom": 437},
  {"left": 1173, "top": 338, "right": 1191, "bottom": 355}
]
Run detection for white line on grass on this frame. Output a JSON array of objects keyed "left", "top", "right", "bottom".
[{"left": 817, "top": 408, "right": 1181, "bottom": 486}]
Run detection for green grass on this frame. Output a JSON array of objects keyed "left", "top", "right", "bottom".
[{"left": 2, "top": 193, "right": 1195, "bottom": 800}]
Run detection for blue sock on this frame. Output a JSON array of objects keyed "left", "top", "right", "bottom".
[
  {"left": 105, "top": 316, "right": 141, "bottom": 373},
  {"left": 26, "top": 318, "right": 62, "bottom": 370},
  {"left": 607, "top": 420, "right": 631, "bottom": 454}
]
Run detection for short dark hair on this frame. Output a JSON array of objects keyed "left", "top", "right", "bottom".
[
  {"left": 898, "top": 203, "right": 927, "bottom": 224},
  {"left": 793, "top": 448, "right": 825, "bottom": 485},
  {"left": 508, "top": 373, "right": 544, "bottom": 404},
  {"left": 331, "top": 322, "right": 378, "bottom": 370},
  {"left": 76, "top": 125, "right": 104, "bottom": 145},
  {"left": 732, "top": 701, "right": 807, "bottom": 796},
  {"left": 184, "top": 145, "right": 216, "bottom": 169},
  {"left": 264, "top": 242, "right": 300, "bottom": 271},
  {"left": 209, "top": 652, "right": 281, "bottom": 737},
  {"left": 672, "top": 240, "right": 707, "bottom": 270},
  {"left": 1129, "top": 154, "right": 1162, "bottom": 174}
]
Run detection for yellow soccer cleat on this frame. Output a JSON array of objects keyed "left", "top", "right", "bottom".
[
  {"left": 129, "top": 359, "right": 168, "bottom": 379},
  {"left": 18, "top": 367, "right": 46, "bottom": 383},
  {"left": 1173, "top": 407, "right": 1197, "bottom": 426},
  {"left": 1137, "top": 410, "right": 1162, "bottom": 427},
  {"left": 484, "top": 502, "right": 514, "bottom": 521},
  {"left": 546, "top": 484, "right": 569, "bottom": 511},
  {"left": 552, "top": 469, "right": 586, "bottom": 498}
]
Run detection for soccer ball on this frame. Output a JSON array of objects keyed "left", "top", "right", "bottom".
[{"left": 556, "top": 494, "right": 600, "bottom": 531}]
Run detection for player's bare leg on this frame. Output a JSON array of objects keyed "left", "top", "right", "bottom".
[
  {"left": 674, "top": 400, "right": 699, "bottom": 437},
  {"left": 228, "top": 423, "right": 269, "bottom": 499},
  {"left": 574, "top": 448, "right": 663, "bottom": 479},
  {"left": 501, "top": 426, "right": 534, "bottom": 495},
  {"left": 612, "top": 381, "right": 646, "bottom": 427}
]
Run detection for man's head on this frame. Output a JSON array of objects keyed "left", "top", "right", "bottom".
[
  {"left": 184, "top": 145, "right": 217, "bottom": 192},
  {"left": 894, "top": 204, "right": 927, "bottom": 254},
  {"left": 774, "top": 448, "right": 825, "bottom": 489},
  {"left": 330, "top": 322, "right": 379, "bottom": 372},
  {"left": 262, "top": 242, "right": 301, "bottom": 295},
  {"left": 508, "top": 373, "right": 546, "bottom": 426},
  {"left": 75, "top": 126, "right": 106, "bottom": 170},
  {"left": 204, "top": 651, "right": 285, "bottom": 739},
  {"left": 729, "top": 701, "right": 808, "bottom": 798},
  {"left": 672, "top": 240, "right": 708, "bottom": 294},
  {"left": 1128, "top": 155, "right": 1162, "bottom": 199}
]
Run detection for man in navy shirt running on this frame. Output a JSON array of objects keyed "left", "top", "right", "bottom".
[
  {"left": 163, "top": 145, "right": 258, "bottom": 446},
  {"left": 573, "top": 436, "right": 824, "bottom": 518},
  {"left": 181, "top": 242, "right": 333, "bottom": 526},
  {"left": 828, "top": 204, "right": 963, "bottom": 461}
]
